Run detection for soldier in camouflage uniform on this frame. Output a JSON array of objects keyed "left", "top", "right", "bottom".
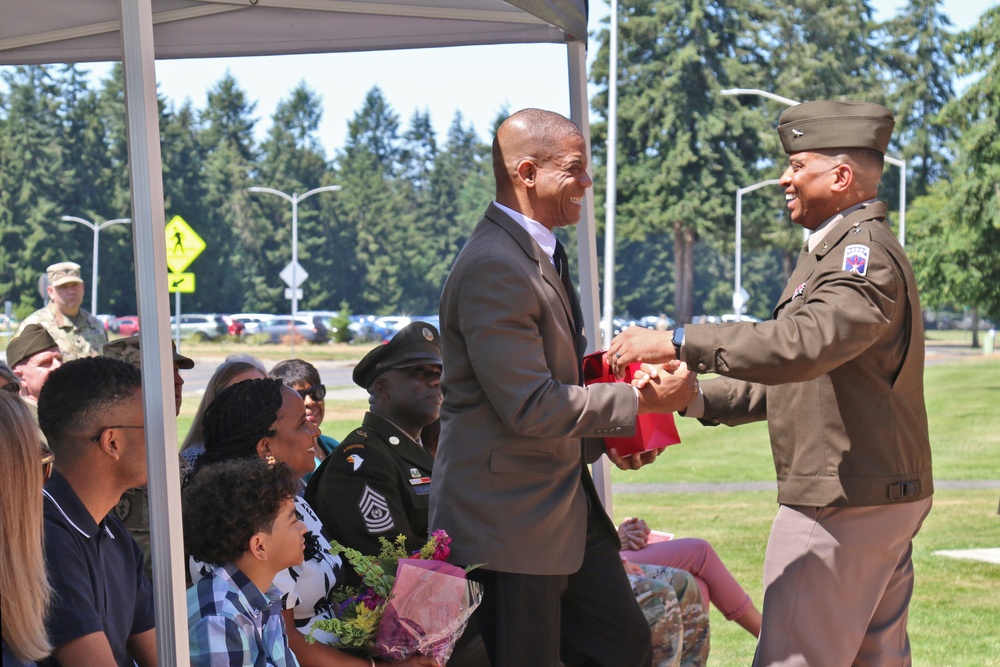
[
  {"left": 17, "top": 261, "right": 107, "bottom": 361},
  {"left": 103, "top": 334, "right": 194, "bottom": 581},
  {"left": 627, "top": 562, "right": 711, "bottom": 667}
]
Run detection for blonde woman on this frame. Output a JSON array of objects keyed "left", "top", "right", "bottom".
[{"left": 0, "top": 393, "right": 53, "bottom": 666}]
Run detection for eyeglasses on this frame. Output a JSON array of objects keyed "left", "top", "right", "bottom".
[
  {"left": 1, "top": 381, "right": 20, "bottom": 394},
  {"left": 296, "top": 384, "right": 326, "bottom": 401},
  {"left": 41, "top": 447, "right": 55, "bottom": 483},
  {"left": 89, "top": 424, "right": 145, "bottom": 442}
]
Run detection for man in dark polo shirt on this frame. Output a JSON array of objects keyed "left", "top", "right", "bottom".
[{"left": 37, "top": 356, "right": 156, "bottom": 667}]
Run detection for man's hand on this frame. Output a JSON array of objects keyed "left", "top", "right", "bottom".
[
  {"left": 608, "top": 446, "right": 665, "bottom": 471},
  {"left": 634, "top": 361, "right": 699, "bottom": 414},
  {"left": 607, "top": 327, "right": 676, "bottom": 377}
]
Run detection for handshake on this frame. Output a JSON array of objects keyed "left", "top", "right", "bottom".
[{"left": 604, "top": 327, "right": 698, "bottom": 416}]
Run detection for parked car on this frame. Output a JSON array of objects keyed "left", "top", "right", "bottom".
[
  {"left": 109, "top": 315, "right": 140, "bottom": 336},
  {"left": 720, "top": 314, "right": 762, "bottom": 323},
  {"left": 96, "top": 313, "right": 116, "bottom": 330},
  {"left": 349, "top": 315, "right": 391, "bottom": 343},
  {"left": 168, "top": 314, "right": 228, "bottom": 341},
  {"left": 219, "top": 315, "right": 245, "bottom": 337},
  {"left": 230, "top": 313, "right": 273, "bottom": 336},
  {"left": 258, "top": 315, "right": 330, "bottom": 344}
]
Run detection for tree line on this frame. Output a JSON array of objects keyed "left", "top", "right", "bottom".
[{"left": 1, "top": 0, "right": 997, "bottom": 326}]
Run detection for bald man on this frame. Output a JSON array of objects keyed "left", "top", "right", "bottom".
[{"left": 429, "top": 108, "right": 698, "bottom": 667}]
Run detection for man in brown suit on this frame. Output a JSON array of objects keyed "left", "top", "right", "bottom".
[
  {"left": 610, "top": 100, "right": 933, "bottom": 667},
  {"left": 429, "top": 108, "right": 698, "bottom": 667}
]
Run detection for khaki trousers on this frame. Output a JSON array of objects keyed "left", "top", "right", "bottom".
[{"left": 753, "top": 497, "right": 933, "bottom": 667}]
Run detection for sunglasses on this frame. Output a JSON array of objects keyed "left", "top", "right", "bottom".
[
  {"left": 41, "top": 446, "right": 55, "bottom": 483},
  {"left": 296, "top": 384, "right": 326, "bottom": 401}
]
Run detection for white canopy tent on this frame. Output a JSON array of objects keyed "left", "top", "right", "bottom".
[{"left": 1, "top": 1, "right": 611, "bottom": 661}]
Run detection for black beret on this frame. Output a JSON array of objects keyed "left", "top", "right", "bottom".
[
  {"left": 7, "top": 324, "right": 59, "bottom": 368},
  {"left": 778, "top": 100, "right": 894, "bottom": 155},
  {"left": 353, "top": 321, "right": 442, "bottom": 389}
]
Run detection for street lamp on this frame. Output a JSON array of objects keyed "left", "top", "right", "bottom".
[
  {"left": 246, "top": 185, "right": 341, "bottom": 318},
  {"left": 734, "top": 180, "right": 781, "bottom": 317},
  {"left": 601, "top": 0, "right": 621, "bottom": 346},
  {"left": 720, "top": 88, "right": 908, "bottom": 245},
  {"left": 60, "top": 215, "right": 132, "bottom": 315}
]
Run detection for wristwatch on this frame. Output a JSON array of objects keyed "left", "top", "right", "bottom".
[{"left": 672, "top": 327, "right": 685, "bottom": 359}]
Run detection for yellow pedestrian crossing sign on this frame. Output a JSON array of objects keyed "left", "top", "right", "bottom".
[
  {"left": 168, "top": 272, "right": 196, "bottom": 293},
  {"left": 165, "top": 215, "right": 206, "bottom": 273}
]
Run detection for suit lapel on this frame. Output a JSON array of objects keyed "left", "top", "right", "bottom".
[{"left": 484, "top": 204, "right": 584, "bottom": 359}]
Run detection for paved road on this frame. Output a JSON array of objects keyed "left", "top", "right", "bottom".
[{"left": 179, "top": 357, "right": 367, "bottom": 402}]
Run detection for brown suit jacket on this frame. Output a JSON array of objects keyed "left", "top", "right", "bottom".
[
  {"left": 686, "top": 201, "right": 933, "bottom": 507},
  {"left": 429, "top": 203, "right": 638, "bottom": 575}
]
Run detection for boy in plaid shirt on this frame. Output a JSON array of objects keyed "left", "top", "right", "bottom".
[{"left": 183, "top": 459, "right": 306, "bottom": 667}]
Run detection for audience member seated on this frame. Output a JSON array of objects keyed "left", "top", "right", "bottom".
[
  {"left": 619, "top": 517, "right": 762, "bottom": 637},
  {"left": 306, "top": 322, "right": 441, "bottom": 556},
  {"left": 269, "top": 359, "right": 341, "bottom": 473},
  {"left": 624, "top": 560, "right": 709, "bottom": 667},
  {"left": 1, "top": 394, "right": 54, "bottom": 667},
  {"left": 190, "top": 378, "right": 435, "bottom": 667},
  {"left": 37, "top": 357, "right": 156, "bottom": 667},
  {"left": 184, "top": 458, "right": 306, "bottom": 667},
  {"left": 179, "top": 357, "right": 266, "bottom": 467},
  {"left": 103, "top": 334, "right": 195, "bottom": 581}
]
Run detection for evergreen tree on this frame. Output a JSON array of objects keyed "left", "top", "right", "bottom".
[{"left": 591, "top": 0, "right": 770, "bottom": 323}]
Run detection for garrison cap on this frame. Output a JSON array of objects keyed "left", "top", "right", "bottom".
[
  {"left": 353, "top": 321, "right": 442, "bottom": 389},
  {"left": 777, "top": 100, "right": 895, "bottom": 155},
  {"left": 6, "top": 324, "right": 59, "bottom": 368},
  {"left": 47, "top": 261, "right": 84, "bottom": 287},
  {"left": 103, "top": 334, "right": 195, "bottom": 370}
]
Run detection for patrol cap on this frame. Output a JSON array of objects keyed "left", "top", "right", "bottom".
[
  {"left": 352, "top": 321, "right": 442, "bottom": 389},
  {"left": 777, "top": 100, "right": 894, "bottom": 155},
  {"left": 6, "top": 324, "right": 59, "bottom": 368},
  {"left": 47, "top": 261, "right": 84, "bottom": 287},
  {"left": 103, "top": 334, "right": 195, "bottom": 370}
]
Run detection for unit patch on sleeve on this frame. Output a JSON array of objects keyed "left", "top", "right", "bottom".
[
  {"left": 359, "top": 485, "right": 394, "bottom": 533},
  {"left": 346, "top": 454, "right": 365, "bottom": 472},
  {"left": 842, "top": 244, "right": 870, "bottom": 276}
]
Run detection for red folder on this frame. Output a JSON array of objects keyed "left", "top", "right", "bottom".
[{"left": 582, "top": 350, "right": 681, "bottom": 456}]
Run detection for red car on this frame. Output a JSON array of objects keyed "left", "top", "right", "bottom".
[
  {"left": 109, "top": 316, "right": 140, "bottom": 336},
  {"left": 220, "top": 315, "right": 245, "bottom": 337}
]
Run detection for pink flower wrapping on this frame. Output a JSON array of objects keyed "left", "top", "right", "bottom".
[{"left": 374, "top": 559, "right": 483, "bottom": 664}]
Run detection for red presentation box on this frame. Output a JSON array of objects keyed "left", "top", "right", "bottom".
[{"left": 582, "top": 350, "right": 681, "bottom": 456}]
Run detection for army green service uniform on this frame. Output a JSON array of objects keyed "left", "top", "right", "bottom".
[{"left": 306, "top": 411, "right": 434, "bottom": 556}]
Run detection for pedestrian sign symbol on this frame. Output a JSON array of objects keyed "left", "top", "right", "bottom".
[
  {"left": 168, "top": 272, "right": 196, "bottom": 293},
  {"left": 165, "top": 216, "right": 206, "bottom": 273}
]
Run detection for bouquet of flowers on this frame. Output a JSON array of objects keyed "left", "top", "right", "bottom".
[{"left": 308, "top": 530, "right": 482, "bottom": 664}]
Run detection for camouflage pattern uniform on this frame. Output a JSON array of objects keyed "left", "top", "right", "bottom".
[
  {"left": 629, "top": 565, "right": 711, "bottom": 667},
  {"left": 18, "top": 302, "right": 107, "bottom": 361}
]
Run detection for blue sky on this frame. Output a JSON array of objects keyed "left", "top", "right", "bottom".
[{"left": 63, "top": 0, "right": 999, "bottom": 155}]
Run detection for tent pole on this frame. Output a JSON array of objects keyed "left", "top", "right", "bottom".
[
  {"left": 119, "top": 1, "right": 190, "bottom": 663},
  {"left": 567, "top": 40, "right": 614, "bottom": 513}
]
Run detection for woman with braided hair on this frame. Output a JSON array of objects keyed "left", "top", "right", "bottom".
[{"left": 188, "top": 378, "right": 437, "bottom": 667}]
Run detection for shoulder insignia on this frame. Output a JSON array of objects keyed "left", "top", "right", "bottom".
[
  {"left": 355, "top": 428, "right": 370, "bottom": 439},
  {"left": 341, "top": 442, "right": 365, "bottom": 454},
  {"left": 347, "top": 454, "right": 365, "bottom": 472},
  {"left": 359, "top": 486, "right": 394, "bottom": 533},
  {"left": 843, "top": 244, "right": 870, "bottom": 276}
]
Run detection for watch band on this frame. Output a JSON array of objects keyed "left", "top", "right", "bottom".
[{"left": 672, "top": 326, "right": 685, "bottom": 359}]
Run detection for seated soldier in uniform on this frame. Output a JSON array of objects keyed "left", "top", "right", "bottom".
[{"left": 305, "top": 321, "right": 441, "bottom": 555}]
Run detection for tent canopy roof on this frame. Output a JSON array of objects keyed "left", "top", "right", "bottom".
[{"left": 1, "top": 0, "right": 588, "bottom": 65}]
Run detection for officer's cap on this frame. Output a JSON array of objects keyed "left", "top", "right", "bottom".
[
  {"left": 353, "top": 321, "right": 442, "bottom": 389},
  {"left": 47, "top": 261, "right": 84, "bottom": 287},
  {"left": 103, "top": 334, "right": 195, "bottom": 370},
  {"left": 777, "top": 100, "right": 894, "bottom": 155},
  {"left": 6, "top": 324, "right": 59, "bottom": 368}
]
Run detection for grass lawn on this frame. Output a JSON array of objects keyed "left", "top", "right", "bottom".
[
  {"left": 169, "top": 347, "right": 999, "bottom": 665},
  {"left": 614, "top": 489, "right": 1000, "bottom": 666}
]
